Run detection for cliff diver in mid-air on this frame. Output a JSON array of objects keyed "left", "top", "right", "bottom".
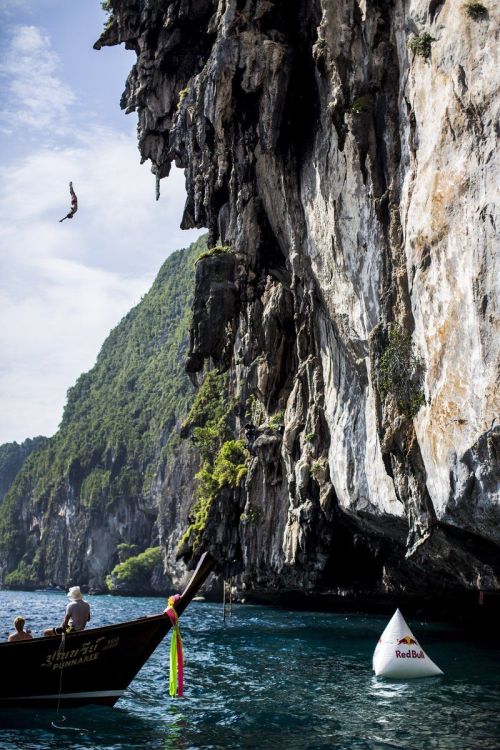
[{"left": 59, "top": 181, "right": 78, "bottom": 222}]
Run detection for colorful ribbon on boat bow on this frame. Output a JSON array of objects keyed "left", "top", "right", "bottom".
[{"left": 164, "top": 594, "right": 184, "bottom": 697}]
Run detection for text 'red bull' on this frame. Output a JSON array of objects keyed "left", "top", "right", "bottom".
[{"left": 395, "top": 649, "right": 425, "bottom": 659}]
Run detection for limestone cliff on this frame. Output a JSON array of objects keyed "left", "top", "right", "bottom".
[{"left": 94, "top": 0, "right": 499, "bottom": 603}]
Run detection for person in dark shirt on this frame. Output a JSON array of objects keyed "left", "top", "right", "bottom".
[{"left": 59, "top": 181, "right": 78, "bottom": 222}]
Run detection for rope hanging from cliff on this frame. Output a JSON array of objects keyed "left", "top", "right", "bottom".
[{"left": 165, "top": 594, "right": 184, "bottom": 697}]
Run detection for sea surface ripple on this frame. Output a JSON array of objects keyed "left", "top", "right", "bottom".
[{"left": 0, "top": 591, "right": 498, "bottom": 750}]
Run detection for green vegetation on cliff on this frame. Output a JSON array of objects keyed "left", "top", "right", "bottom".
[
  {"left": 195, "top": 245, "right": 232, "bottom": 263},
  {"left": 178, "top": 371, "right": 248, "bottom": 553},
  {"left": 408, "top": 32, "right": 435, "bottom": 60},
  {"left": 379, "top": 325, "right": 425, "bottom": 418},
  {"left": 106, "top": 546, "right": 162, "bottom": 591},
  {"left": 464, "top": 2, "right": 488, "bottom": 20},
  {"left": 0, "top": 236, "right": 207, "bottom": 586},
  {"left": 0, "top": 437, "right": 47, "bottom": 503}
]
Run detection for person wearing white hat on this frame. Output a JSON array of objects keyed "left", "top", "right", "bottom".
[{"left": 43, "top": 585, "right": 91, "bottom": 637}]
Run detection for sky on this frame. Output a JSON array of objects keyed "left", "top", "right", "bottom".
[{"left": 0, "top": 0, "right": 203, "bottom": 445}]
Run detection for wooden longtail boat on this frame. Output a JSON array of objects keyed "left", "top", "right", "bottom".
[{"left": 0, "top": 553, "right": 216, "bottom": 709}]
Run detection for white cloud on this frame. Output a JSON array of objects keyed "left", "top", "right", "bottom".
[
  {"left": 0, "top": 25, "right": 76, "bottom": 133},
  {"left": 0, "top": 128, "right": 199, "bottom": 276},
  {"left": 0, "top": 261, "right": 148, "bottom": 443},
  {"left": 0, "top": 130, "right": 203, "bottom": 444},
  {"left": 0, "top": 20, "right": 204, "bottom": 444},
  {"left": 0, "top": 0, "right": 33, "bottom": 14}
]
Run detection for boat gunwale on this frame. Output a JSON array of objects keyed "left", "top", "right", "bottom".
[{"left": 0, "top": 611, "right": 171, "bottom": 649}]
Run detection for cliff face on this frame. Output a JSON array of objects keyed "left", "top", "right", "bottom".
[{"left": 97, "top": 0, "right": 499, "bottom": 599}]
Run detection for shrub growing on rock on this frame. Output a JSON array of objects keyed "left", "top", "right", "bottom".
[
  {"left": 178, "top": 87, "right": 189, "bottom": 105},
  {"left": 268, "top": 410, "right": 285, "bottom": 431},
  {"left": 195, "top": 245, "right": 232, "bottom": 264},
  {"left": 379, "top": 326, "right": 426, "bottom": 417},
  {"left": 106, "top": 546, "right": 162, "bottom": 591},
  {"left": 178, "top": 439, "right": 249, "bottom": 553},
  {"left": 464, "top": 2, "right": 488, "bottom": 19},
  {"left": 408, "top": 32, "right": 435, "bottom": 60},
  {"left": 348, "top": 94, "right": 372, "bottom": 115},
  {"left": 4, "top": 560, "right": 37, "bottom": 587}
]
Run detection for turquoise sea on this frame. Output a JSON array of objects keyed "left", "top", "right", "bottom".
[{"left": 0, "top": 590, "right": 499, "bottom": 750}]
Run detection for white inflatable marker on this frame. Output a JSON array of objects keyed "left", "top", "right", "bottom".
[{"left": 372, "top": 609, "right": 443, "bottom": 679}]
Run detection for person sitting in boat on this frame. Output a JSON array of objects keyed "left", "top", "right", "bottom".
[
  {"left": 8, "top": 616, "right": 33, "bottom": 642},
  {"left": 43, "top": 585, "right": 91, "bottom": 637}
]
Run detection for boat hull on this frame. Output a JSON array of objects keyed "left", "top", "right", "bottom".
[
  {"left": 0, "top": 614, "right": 172, "bottom": 708},
  {"left": 0, "top": 552, "right": 216, "bottom": 709},
  {"left": 0, "top": 553, "right": 216, "bottom": 709}
]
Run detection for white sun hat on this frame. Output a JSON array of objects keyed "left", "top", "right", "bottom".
[{"left": 67, "top": 585, "right": 83, "bottom": 600}]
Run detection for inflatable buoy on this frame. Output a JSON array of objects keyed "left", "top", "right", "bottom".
[{"left": 372, "top": 609, "right": 443, "bottom": 679}]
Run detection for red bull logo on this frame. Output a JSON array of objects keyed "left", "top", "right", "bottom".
[{"left": 397, "top": 635, "right": 418, "bottom": 646}]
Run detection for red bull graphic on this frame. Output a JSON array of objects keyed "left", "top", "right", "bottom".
[{"left": 397, "top": 635, "right": 418, "bottom": 646}]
